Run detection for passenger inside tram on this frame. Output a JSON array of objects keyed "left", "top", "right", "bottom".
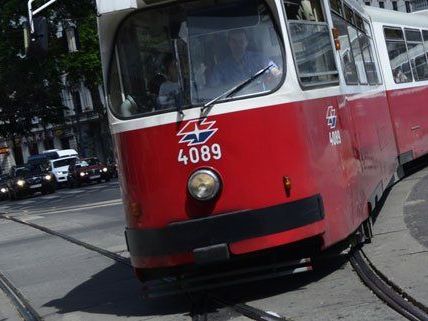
[{"left": 157, "top": 54, "right": 181, "bottom": 109}]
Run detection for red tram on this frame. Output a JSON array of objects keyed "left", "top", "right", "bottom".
[{"left": 94, "top": 0, "right": 428, "bottom": 281}]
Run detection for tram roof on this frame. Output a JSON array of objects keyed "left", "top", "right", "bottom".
[{"left": 365, "top": 6, "right": 428, "bottom": 28}]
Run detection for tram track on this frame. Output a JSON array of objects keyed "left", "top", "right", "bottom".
[
  {"left": 2, "top": 212, "right": 427, "bottom": 321},
  {"left": 0, "top": 269, "right": 42, "bottom": 321},
  {"left": 0, "top": 213, "right": 289, "bottom": 321},
  {"left": 350, "top": 248, "right": 428, "bottom": 321}
]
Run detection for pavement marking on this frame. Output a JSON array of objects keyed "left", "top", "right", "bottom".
[
  {"left": 59, "top": 190, "right": 84, "bottom": 194},
  {"left": 39, "top": 195, "right": 59, "bottom": 200},
  {"left": 7, "top": 198, "right": 123, "bottom": 216},
  {"left": 14, "top": 200, "right": 36, "bottom": 205},
  {"left": 21, "top": 215, "right": 45, "bottom": 222},
  {"left": 404, "top": 199, "right": 426, "bottom": 206}
]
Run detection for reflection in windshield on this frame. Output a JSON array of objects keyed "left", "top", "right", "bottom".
[
  {"left": 108, "top": 0, "right": 283, "bottom": 118},
  {"left": 53, "top": 158, "right": 77, "bottom": 168}
]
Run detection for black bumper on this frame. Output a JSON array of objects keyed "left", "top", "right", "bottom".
[{"left": 125, "top": 195, "right": 324, "bottom": 257}]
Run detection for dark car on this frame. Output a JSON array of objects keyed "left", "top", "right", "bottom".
[
  {"left": 0, "top": 174, "right": 10, "bottom": 201},
  {"left": 8, "top": 165, "right": 56, "bottom": 200},
  {"left": 68, "top": 157, "right": 111, "bottom": 187}
]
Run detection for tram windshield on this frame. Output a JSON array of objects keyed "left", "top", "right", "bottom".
[{"left": 108, "top": 0, "right": 284, "bottom": 118}]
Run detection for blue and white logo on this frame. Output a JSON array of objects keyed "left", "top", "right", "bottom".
[
  {"left": 177, "top": 119, "right": 218, "bottom": 146},
  {"left": 326, "top": 106, "right": 337, "bottom": 129}
]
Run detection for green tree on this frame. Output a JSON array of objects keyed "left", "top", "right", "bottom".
[
  {"left": 0, "top": 0, "right": 108, "bottom": 163},
  {"left": 0, "top": 0, "right": 66, "bottom": 163}
]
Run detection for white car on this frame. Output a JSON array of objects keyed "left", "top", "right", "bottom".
[{"left": 50, "top": 156, "right": 78, "bottom": 185}]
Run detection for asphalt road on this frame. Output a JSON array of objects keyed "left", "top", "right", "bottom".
[{"left": 0, "top": 179, "right": 409, "bottom": 321}]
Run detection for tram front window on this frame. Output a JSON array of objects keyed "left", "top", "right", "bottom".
[{"left": 108, "top": 0, "right": 284, "bottom": 118}]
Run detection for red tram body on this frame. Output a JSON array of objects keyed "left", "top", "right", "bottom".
[{"left": 95, "top": 0, "right": 428, "bottom": 280}]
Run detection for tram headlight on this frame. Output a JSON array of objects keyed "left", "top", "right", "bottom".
[
  {"left": 17, "top": 180, "right": 25, "bottom": 187},
  {"left": 188, "top": 169, "right": 221, "bottom": 201}
]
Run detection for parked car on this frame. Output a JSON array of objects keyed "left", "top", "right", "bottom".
[
  {"left": 8, "top": 165, "right": 56, "bottom": 200},
  {"left": 68, "top": 157, "right": 111, "bottom": 187},
  {"left": 28, "top": 149, "right": 79, "bottom": 170},
  {"left": 0, "top": 174, "right": 10, "bottom": 201},
  {"left": 49, "top": 156, "right": 79, "bottom": 186}
]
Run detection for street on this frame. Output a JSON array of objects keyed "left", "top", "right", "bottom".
[{"left": 1, "top": 178, "right": 423, "bottom": 321}]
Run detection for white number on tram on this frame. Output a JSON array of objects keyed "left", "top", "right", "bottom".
[
  {"left": 329, "top": 130, "right": 342, "bottom": 146},
  {"left": 178, "top": 144, "right": 222, "bottom": 165}
]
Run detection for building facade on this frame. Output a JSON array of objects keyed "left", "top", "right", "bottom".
[
  {"left": 359, "top": 0, "right": 414, "bottom": 12},
  {"left": 0, "top": 82, "right": 112, "bottom": 174}
]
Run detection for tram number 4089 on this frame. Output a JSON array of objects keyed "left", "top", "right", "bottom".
[{"left": 178, "top": 144, "right": 222, "bottom": 165}]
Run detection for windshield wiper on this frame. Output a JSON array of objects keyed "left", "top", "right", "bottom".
[{"left": 201, "top": 63, "right": 274, "bottom": 115}]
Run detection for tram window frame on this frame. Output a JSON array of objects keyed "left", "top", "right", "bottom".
[
  {"left": 331, "top": 4, "right": 380, "bottom": 86},
  {"left": 283, "top": 0, "right": 339, "bottom": 88},
  {"left": 423, "top": 30, "right": 428, "bottom": 62},
  {"left": 344, "top": 5, "right": 355, "bottom": 25},
  {"left": 329, "top": 0, "right": 344, "bottom": 16},
  {"left": 384, "top": 26, "right": 413, "bottom": 84},
  {"left": 363, "top": 19, "right": 382, "bottom": 85},
  {"left": 331, "top": 13, "right": 359, "bottom": 85},
  {"left": 404, "top": 28, "right": 428, "bottom": 81},
  {"left": 106, "top": 0, "right": 287, "bottom": 120}
]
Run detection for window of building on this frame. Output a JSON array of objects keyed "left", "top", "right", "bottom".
[
  {"left": 379, "top": 1, "right": 385, "bottom": 8},
  {"left": 28, "top": 142, "right": 39, "bottom": 156},
  {"left": 405, "top": 29, "right": 428, "bottom": 81},
  {"left": 285, "top": 0, "right": 338, "bottom": 86},
  {"left": 365, "top": 2, "right": 371, "bottom": 5},
  {"left": 392, "top": 1, "right": 398, "bottom": 10},
  {"left": 72, "top": 91, "right": 82, "bottom": 115},
  {"left": 405, "top": 1, "right": 411, "bottom": 12},
  {"left": 384, "top": 27, "right": 413, "bottom": 83}
]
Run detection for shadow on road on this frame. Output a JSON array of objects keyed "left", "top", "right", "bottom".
[
  {"left": 43, "top": 253, "right": 348, "bottom": 318},
  {"left": 44, "top": 262, "right": 191, "bottom": 317}
]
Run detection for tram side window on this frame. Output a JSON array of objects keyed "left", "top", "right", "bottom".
[
  {"left": 405, "top": 29, "right": 428, "bottom": 81},
  {"left": 332, "top": 14, "right": 359, "bottom": 84},
  {"left": 359, "top": 31, "right": 379, "bottom": 84},
  {"left": 284, "top": 0, "right": 338, "bottom": 86},
  {"left": 384, "top": 27, "right": 413, "bottom": 84},
  {"left": 348, "top": 25, "right": 367, "bottom": 84},
  {"left": 423, "top": 30, "right": 428, "bottom": 56}
]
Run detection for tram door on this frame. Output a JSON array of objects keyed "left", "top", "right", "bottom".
[
  {"left": 330, "top": 2, "right": 396, "bottom": 221},
  {"left": 284, "top": 0, "right": 360, "bottom": 240}
]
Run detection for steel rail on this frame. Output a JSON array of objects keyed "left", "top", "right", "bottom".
[
  {"left": 350, "top": 249, "right": 428, "bottom": 321},
  {"left": 0, "top": 270, "right": 42, "bottom": 321},
  {"left": 0, "top": 214, "right": 129, "bottom": 266},
  {"left": 1, "top": 214, "right": 290, "bottom": 321}
]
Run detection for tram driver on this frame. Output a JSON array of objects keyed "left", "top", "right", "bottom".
[{"left": 207, "top": 29, "right": 282, "bottom": 90}]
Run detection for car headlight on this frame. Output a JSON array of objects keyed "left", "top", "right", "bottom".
[
  {"left": 80, "top": 172, "right": 86, "bottom": 177},
  {"left": 44, "top": 175, "right": 52, "bottom": 181},
  {"left": 188, "top": 169, "right": 221, "bottom": 201},
  {"left": 0, "top": 187, "right": 7, "bottom": 193},
  {"left": 102, "top": 167, "right": 108, "bottom": 173},
  {"left": 17, "top": 180, "right": 25, "bottom": 187}
]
